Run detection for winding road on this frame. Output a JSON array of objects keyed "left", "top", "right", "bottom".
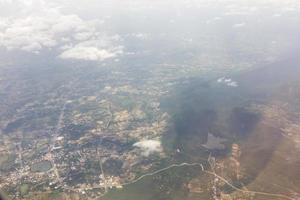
[{"left": 118, "top": 162, "right": 296, "bottom": 200}]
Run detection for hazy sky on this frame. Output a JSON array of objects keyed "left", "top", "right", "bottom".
[{"left": 0, "top": 0, "right": 299, "bottom": 63}]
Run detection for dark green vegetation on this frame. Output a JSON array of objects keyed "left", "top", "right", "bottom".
[
  {"left": 160, "top": 77, "right": 259, "bottom": 159},
  {"left": 19, "top": 184, "right": 29, "bottom": 197},
  {"left": 62, "top": 123, "right": 94, "bottom": 140},
  {"left": 103, "top": 165, "right": 202, "bottom": 200}
]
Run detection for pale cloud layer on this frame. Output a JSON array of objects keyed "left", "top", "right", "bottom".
[
  {"left": 0, "top": 0, "right": 299, "bottom": 62},
  {"left": 0, "top": 0, "right": 123, "bottom": 61}
]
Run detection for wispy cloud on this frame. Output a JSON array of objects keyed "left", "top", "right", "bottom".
[
  {"left": 133, "top": 140, "right": 162, "bottom": 156},
  {"left": 217, "top": 77, "right": 238, "bottom": 87}
]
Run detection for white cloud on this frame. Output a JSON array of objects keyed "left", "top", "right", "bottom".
[
  {"left": 73, "top": 32, "right": 94, "bottom": 41},
  {"left": 59, "top": 38, "right": 123, "bottom": 61},
  {"left": 217, "top": 77, "right": 225, "bottom": 83},
  {"left": 217, "top": 77, "right": 238, "bottom": 87},
  {"left": 227, "top": 81, "right": 238, "bottom": 87},
  {"left": 224, "top": 78, "right": 232, "bottom": 83},
  {"left": 59, "top": 46, "right": 120, "bottom": 61},
  {"left": 0, "top": 12, "right": 96, "bottom": 52},
  {"left": 0, "top": 15, "right": 58, "bottom": 52},
  {"left": 0, "top": 0, "right": 123, "bottom": 61},
  {"left": 133, "top": 139, "right": 162, "bottom": 156}
]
